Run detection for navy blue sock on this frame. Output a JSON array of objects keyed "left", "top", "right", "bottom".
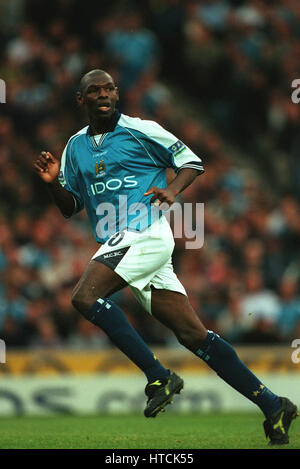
[
  {"left": 86, "top": 298, "right": 169, "bottom": 382},
  {"left": 196, "top": 331, "right": 281, "bottom": 418}
]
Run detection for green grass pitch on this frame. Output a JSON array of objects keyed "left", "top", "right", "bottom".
[{"left": 0, "top": 413, "right": 299, "bottom": 449}]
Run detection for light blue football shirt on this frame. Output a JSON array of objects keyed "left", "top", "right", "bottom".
[{"left": 59, "top": 111, "right": 204, "bottom": 243}]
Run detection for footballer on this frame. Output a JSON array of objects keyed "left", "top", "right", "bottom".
[{"left": 34, "top": 69, "right": 297, "bottom": 445}]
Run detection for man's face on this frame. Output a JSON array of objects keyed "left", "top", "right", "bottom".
[{"left": 77, "top": 73, "right": 119, "bottom": 119}]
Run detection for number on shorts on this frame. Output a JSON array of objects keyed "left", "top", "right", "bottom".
[{"left": 107, "top": 231, "right": 125, "bottom": 247}]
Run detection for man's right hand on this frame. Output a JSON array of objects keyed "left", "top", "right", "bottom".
[
  {"left": 34, "top": 151, "right": 60, "bottom": 184},
  {"left": 34, "top": 151, "right": 76, "bottom": 218}
]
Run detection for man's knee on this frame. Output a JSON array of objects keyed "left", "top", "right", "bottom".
[
  {"left": 175, "top": 326, "right": 207, "bottom": 351},
  {"left": 71, "top": 288, "right": 92, "bottom": 315},
  {"left": 71, "top": 260, "right": 127, "bottom": 315}
]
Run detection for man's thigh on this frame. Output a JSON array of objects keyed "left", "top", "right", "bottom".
[
  {"left": 151, "top": 288, "right": 207, "bottom": 341},
  {"left": 129, "top": 257, "right": 186, "bottom": 314}
]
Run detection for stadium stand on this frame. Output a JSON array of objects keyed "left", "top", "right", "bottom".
[{"left": 0, "top": 0, "right": 300, "bottom": 349}]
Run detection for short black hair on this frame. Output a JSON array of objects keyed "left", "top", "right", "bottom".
[{"left": 78, "top": 69, "right": 112, "bottom": 94}]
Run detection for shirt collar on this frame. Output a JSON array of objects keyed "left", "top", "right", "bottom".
[{"left": 87, "top": 109, "right": 121, "bottom": 136}]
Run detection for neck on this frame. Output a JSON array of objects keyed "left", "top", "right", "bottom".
[{"left": 89, "top": 110, "right": 120, "bottom": 135}]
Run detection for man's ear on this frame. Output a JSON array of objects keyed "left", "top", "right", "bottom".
[
  {"left": 115, "top": 87, "right": 119, "bottom": 102},
  {"left": 76, "top": 91, "right": 83, "bottom": 106}
]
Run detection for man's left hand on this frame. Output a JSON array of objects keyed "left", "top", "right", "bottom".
[{"left": 144, "top": 186, "right": 178, "bottom": 207}]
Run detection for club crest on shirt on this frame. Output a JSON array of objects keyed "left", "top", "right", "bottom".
[{"left": 95, "top": 159, "right": 106, "bottom": 178}]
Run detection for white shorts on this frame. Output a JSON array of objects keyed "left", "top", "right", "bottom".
[{"left": 91, "top": 216, "right": 187, "bottom": 313}]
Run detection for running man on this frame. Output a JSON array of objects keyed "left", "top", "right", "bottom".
[{"left": 34, "top": 69, "right": 297, "bottom": 445}]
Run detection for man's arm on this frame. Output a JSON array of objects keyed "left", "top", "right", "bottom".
[
  {"left": 144, "top": 168, "right": 200, "bottom": 207},
  {"left": 34, "top": 151, "right": 76, "bottom": 218}
]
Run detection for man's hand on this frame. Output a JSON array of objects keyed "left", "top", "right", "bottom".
[
  {"left": 33, "top": 151, "right": 76, "bottom": 218},
  {"left": 144, "top": 168, "right": 201, "bottom": 210},
  {"left": 34, "top": 151, "right": 60, "bottom": 183},
  {"left": 144, "top": 186, "right": 178, "bottom": 208},
  {"left": 144, "top": 169, "right": 201, "bottom": 208}
]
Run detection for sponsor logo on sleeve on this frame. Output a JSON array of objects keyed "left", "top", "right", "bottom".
[{"left": 169, "top": 140, "right": 186, "bottom": 158}]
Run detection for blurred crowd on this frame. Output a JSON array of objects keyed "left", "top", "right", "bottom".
[{"left": 0, "top": 0, "right": 300, "bottom": 349}]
